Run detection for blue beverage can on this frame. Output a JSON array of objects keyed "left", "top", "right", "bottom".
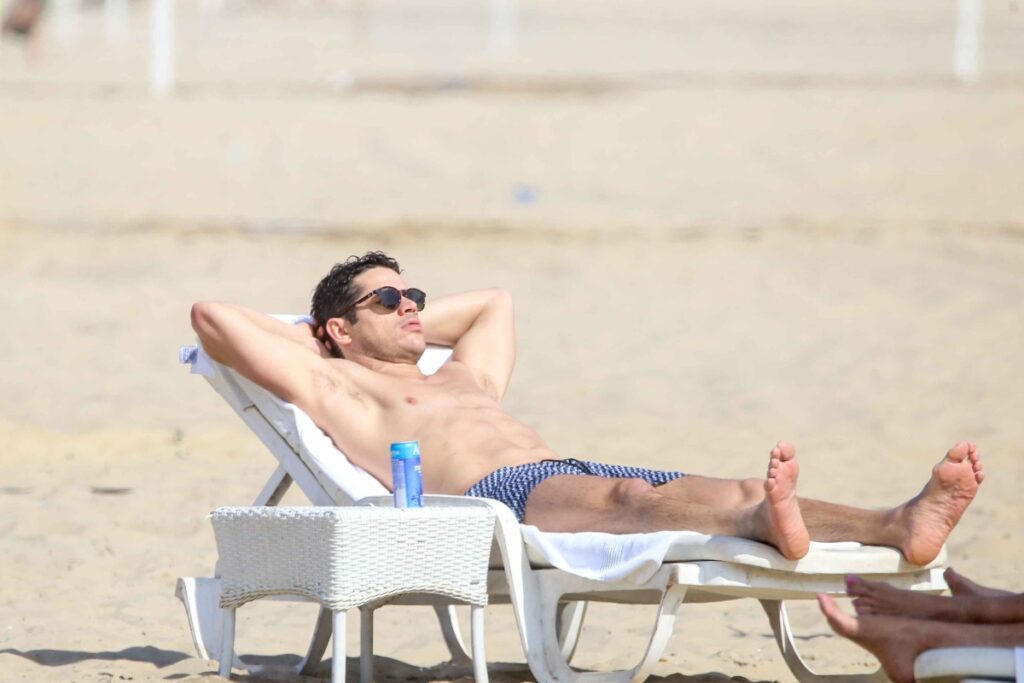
[{"left": 390, "top": 440, "right": 423, "bottom": 508}]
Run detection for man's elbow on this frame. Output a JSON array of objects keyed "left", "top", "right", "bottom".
[
  {"left": 488, "top": 288, "right": 513, "bottom": 309},
  {"left": 190, "top": 301, "right": 232, "bottom": 343},
  {"left": 190, "top": 301, "right": 215, "bottom": 334}
]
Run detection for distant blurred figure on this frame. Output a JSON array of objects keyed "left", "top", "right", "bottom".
[
  {"left": 3, "top": 0, "right": 46, "bottom": 59},
  {"left": 3, "top": 0, "right": 45, "bottom": 37}
]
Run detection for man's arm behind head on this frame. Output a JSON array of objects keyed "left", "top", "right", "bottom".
[
  {"left": 190, "top": 301, "right": 335, "bottom": 407},
  {"left": 418, "top": 288, "right": 516, "bottom": 401}
]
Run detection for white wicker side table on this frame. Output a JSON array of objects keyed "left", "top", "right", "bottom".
[{"left": 210, "top": 505, "right": 496, "bottom": 683}]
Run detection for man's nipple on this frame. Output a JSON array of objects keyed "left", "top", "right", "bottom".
[{"left": 405, "top": 396, "right": 418, "bottom": 405}]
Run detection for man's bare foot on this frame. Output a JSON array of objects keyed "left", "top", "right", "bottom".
[
  {"left": 817, "top": 594, "right": 934, "bottom": 683},
  {"left": 945, "top": 566, "right": 1012, "bottom": 598},
  {"left": 896, "top": 442, "right": 983, "bottom": 566},
  {"left": 847, "top": 575, "right": 955, "bottom": 620},
  {"left": 760, "top": 441, "right": 810, "bottom": 560}
]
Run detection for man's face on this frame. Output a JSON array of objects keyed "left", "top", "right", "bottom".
[{"left": 340, "top": 267, "right": 425, "bottom": 363}]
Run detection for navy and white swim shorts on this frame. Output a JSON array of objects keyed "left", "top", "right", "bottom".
[{"left": 464, "top": 458, "right": 686, "bottom": 522}]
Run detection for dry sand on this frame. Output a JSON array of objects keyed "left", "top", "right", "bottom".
[{"left": 1, "top": 2, "right": 1023, "bottom": 681}]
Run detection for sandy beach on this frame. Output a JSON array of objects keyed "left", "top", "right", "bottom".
[{"left": 2, "top": 2, "right": 1023, "bottom": 681}]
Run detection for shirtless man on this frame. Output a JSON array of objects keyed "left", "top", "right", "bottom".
[
  {"left": 817, "top": 568, "right": 1024, "bottom": 683},
  {"left": 191, "top": 251, "right": 984, "bottom": 564}
]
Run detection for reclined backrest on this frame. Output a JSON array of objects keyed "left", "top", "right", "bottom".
[{"left": 186, "top": 337, "right": 453, "bottom": 506}]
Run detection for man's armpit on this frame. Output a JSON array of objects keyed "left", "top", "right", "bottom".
[
  {"left": 311, "top": 366, "right": 366, "bottom": 408},
  {"left": 478, "top": 373, "right": 500, "bottom": 402}
]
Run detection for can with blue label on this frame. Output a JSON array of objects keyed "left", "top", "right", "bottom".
[{"left": 390, "top": 440, "right": 423, "bottom": 508}]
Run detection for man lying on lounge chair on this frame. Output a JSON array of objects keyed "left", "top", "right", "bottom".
[{"left": 191, "top": 250, "right": 984, "bottom": 564}]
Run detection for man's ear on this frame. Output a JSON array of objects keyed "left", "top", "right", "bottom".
[{"left": 325, "top": 317, "right": 352, "bottom": 351}]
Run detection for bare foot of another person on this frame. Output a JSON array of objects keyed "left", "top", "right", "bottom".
[
  {"left": 819, "top": 593, "right": 1024, "bottom": 682},
  {"left": 945, "top": 566, "right": 1013, "bottom": 598},
  {"left": 847, "top": 575, "right": 957, "bottom": 620},
  {"left": 817, "top": 594, "right": 935, "bottom": 683},
  {"left": 897, "top": 442, "right": 984, "bottom": 566},
  {"left": 760, "top": 441, "right": 810, "bottom": 560}
]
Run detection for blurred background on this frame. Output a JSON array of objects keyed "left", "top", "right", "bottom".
[
  {"left": 1, "top": 2, "right": 1023, "bottom": 681},
  {"left": 3, "top": 0, "right": 1023, "bottom": 232}
]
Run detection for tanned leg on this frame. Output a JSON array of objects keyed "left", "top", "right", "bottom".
[
  {"left": 524, "top": 441, "right": 810, "bottom": 559},
  {"left": 658, "top": 440, "right": 982, "bottom": 564},
  {"left": 817, "top": 593, "right": 1024, "bottom": 683},
  {"left": 848, "top": 573, "right": 1024, "bottom": 623},
  {"left": 525, "top": 441, "right": 981, "bottom": 564},
  {"left": 847, "top": 574, "right": 964, "bottom": 620},
  {"left": 946, "top": 566, "right": 1014, "bottom": 598}
]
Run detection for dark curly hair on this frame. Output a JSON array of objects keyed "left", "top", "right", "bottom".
[{"left": 310, "top": 251, "right": 402, "bottom": 357}]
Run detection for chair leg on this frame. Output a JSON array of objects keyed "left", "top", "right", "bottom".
[
  {"left": 218, "top": 607, "right": 236, "bottom": 680},
  {"left": 556, "top": 601, "right": 588, "bottom": 662},
  {"left": 298, "top": 607, "right": 333, "bottom": 675},
  {"left": 332, "top": 610, "right": 347, "bottom": 683},
  {"left": 760, "top": 599, "right": 888, "bottom": 683},
  {"left": 433, "top": 604, "right": 473, "bottom": 665},
  {"left": 359, "top": 606, "right": 374, "bottom": 683},
  {"left": 174, "top": 576, "right": 224, "bottom": 662},
  {"left": 532, "top": 581, "right": 687, "bottom": 683},
  {"left": 470, "top": 605, "right": 489, "bottom": 683}
]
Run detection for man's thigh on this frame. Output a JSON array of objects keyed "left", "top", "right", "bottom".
[
  {"left": 523, "top": 473, "right": 762, "bottom": 533},
  {"left": 523, "top": 474, "right": 656, "bottom": 533}
]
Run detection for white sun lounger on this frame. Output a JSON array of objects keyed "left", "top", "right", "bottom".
[
  {"left": 177, "top": 329, "right": 950, "bottom": 683},
  {"left": 915, "top": 646, "right": 1022, "bottom": 683}
]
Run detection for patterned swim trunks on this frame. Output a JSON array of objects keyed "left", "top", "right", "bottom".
[{"left": 464, "top": 458, "right": 686, "bottom": 522}]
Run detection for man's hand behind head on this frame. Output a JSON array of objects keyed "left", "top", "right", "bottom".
[{"left": 304, "top": 321, "right": 336, "bottom": 359}]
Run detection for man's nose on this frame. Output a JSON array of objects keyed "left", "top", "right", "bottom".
[{"left": 398, "top": 295, "right": 417, "bottom": 315}]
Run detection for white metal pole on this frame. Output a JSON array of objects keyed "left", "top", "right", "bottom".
[
  {"left": 53, "top": 0, "right": 82, "bottom": 45},
  {"left": 105, "top": 0, "right": 129, "bottom": 44},
  {"left": 953, "top": 0, "right": 982, "bottom": 83},
  {"left": 150, "top": 0, "right": 175, "bottom": 98},
  {"left": 198, "top": 0, "right": 224, "bottom": 18},
  {"left": 488, "top": 0, "right": 516, "bottom": 52}
]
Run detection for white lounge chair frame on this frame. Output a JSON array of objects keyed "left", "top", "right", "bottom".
[
  {"left": 915, "top": 646, "right": 1020, "bottom": 683},
  {"left": 177, "top": 340, "right": 950, "bottom": 683}
]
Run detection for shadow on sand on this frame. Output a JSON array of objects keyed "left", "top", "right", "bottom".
[
  {"left": 0, "top": 647, "right": 766, "bottom": 682},
  {"left": 243, "top": 654, "right": 768, "bottom": 683},
  {"left": 0, "top": 644, "right": 191, "bottom": 668}
]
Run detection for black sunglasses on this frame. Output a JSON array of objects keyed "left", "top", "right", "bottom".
[{"left": 341, "top": 286, "right": 426, "bottom": 316}]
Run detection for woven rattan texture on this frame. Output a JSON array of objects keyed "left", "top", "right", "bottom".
[{"left": 211, "top": 506, "right": 495, "bottom": 610}]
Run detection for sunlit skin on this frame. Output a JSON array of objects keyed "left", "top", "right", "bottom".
[
  {"left": 191, "top": 265, "right": 983, "bottom": 561},
  {"left": 818, "top": 590, "right": 1024, "bottom": 683},
  {"left": 846, "top": 568, "right": 1024, "bottom": 623}
]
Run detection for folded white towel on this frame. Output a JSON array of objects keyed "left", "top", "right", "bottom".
[{"left": 520, "top": 526, "right": 704, "bottom": 583}]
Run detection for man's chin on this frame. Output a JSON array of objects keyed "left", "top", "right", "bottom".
[{"left": 398, "top": 339, "right": 427, "bottom": 363}]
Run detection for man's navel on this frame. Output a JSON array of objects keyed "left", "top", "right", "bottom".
[{"left": 405, "top": 396, "right": 418, "bottom": 405}]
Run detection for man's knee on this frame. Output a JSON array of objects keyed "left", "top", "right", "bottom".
[{"left": 609, "top": 477, "right": 658, "bottom": 510}]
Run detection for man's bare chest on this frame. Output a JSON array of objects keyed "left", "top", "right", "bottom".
[{"left": 380, "top": 371, "right": 497, "bottom": 415}]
